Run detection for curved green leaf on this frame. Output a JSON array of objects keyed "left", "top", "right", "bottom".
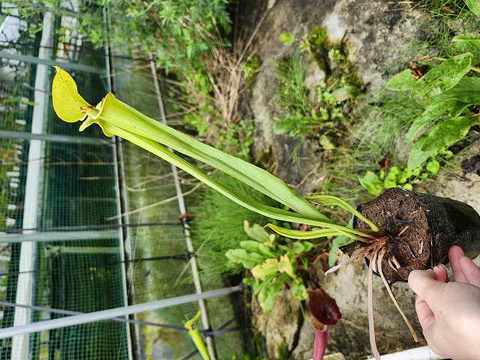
[
  {"left": 405, "top": 99, "right": 465, "bottom": 142},
  {"left": 264, "top": 223, "right": 357, "bottom": 240},
  {"left": 464, "top": 0, "right": 480, "bottom": 16},
  {"left": 52, "top": 69, "right": 327, "bottom": 221},
  {"left": 107, "top": 123, "right": 371, "bottom": 238},
  {"left": 306, "top": 194, "right": 379, "bottom": 232},
  {"left": 453, "top": 35, "right": 480, "bottom": 64},
  {"left": 419, "top": 53, "right": 473, "bottom": 97},
  {"left": 386, "top": 70, "right": 417, "bottom": 92},
  {"left": 408, "top": 116, "right": 478, "bottom": 169}
]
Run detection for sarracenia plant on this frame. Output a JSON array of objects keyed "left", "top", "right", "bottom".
[
  {"left": 52, "top": 67, "right": 411, "bottom": 360},
  {"left": 51, "top": 67, "right": 378, "bottom": 241}
]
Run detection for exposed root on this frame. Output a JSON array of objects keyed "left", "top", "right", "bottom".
[
  {"left": 387, "top": 258, "right": 398, "bottom": 273},
  {"left": 367, "top": 250, "right": 381, "bottom": 360},
  {"left": 397, "top": 225, "right": 410, "bottom": 237},
  {"left": 377, "top": 248, "right": 419, "bottom": 343},
  {"left": 391, "top": 256, "right": 401, "bottom": 270}
]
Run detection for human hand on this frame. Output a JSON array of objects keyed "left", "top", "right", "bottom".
[{"left": 408, "top": 246, "right": 480, "bottom": 360}]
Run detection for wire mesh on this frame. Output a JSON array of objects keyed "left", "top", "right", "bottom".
[{"left": 0, "top": 3, "right": 247, "bottom": 359}]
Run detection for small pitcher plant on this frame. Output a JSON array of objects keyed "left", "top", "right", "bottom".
[{"left": 52, "top": 67, "right": 417, "bottom": 360}]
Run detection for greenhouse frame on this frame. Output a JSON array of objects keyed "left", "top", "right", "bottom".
[{"left": 0, "top": 2, "right": 246, "bottom": 359}]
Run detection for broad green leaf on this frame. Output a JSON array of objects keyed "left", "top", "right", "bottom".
[
  {"left": 239, "top": 241, "right": 275, "bottom": 258},
  {"left": 419, "top": 53, "right": 473, "bottom": 97},
  {"left": 328, "top": 235, "right": 355, "bottom": 267},
  {"left": 440, "top": 77, "right": 480, "bottom": 104},
  {"left": 408, "top": 116, "right": 478, "bottom": 169},
  {"left": 251, "top": 259, "right": 281, "bottom": 280},
  {"left": 452, "top": 35, "right": 480, "bottom": 63},
  {"left": 52, "top": 67, "right": 91, "bottom": 123},
  {"left": 291, "top": 241, "right": 314, "bottom": 255},
  {"left": 398, "top": 168, "right": 414, "bottom": 184},
  {"left": 464, "top": 0, "right": 480, "bottom": 16},
  {"left": 243, "top": 220, "right": 272, "bottom": 243},
  {"left": 256, "top": 276, "right": 284, "bottom": 312},
  {"left": 386, "top": 70, "right": 418, "bottom": 92},
  {"left": 306, "top": 194, "right": 379, "bottom": 232},
  {"left": 405, "top": 99, "right": 464, "bottom": 142},
  {"left": 426, "top": 159, "right": 440, "bottom": 175},
  {"left": 384, "top": 166, "right": 401, "bottom": 189},
  {"left": 265, "top": 223, "right": 356, "bottom": 240},
  {"left": 359, "top": 171, "right": 384, "bottom": 197},
  {"left": 225, "top": 249, "right": 264, "bottom": 269},
  {"left": 251, "top": 255, "right": 295, "bottom": 280}
]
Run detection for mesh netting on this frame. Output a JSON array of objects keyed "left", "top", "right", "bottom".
[{"left": 0, "top": 4, "right": 247, "bottom": 359}]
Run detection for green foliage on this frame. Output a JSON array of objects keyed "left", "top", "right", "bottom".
[
  {"left": 359, "top": 159, "right": 444, "bottom": 196},
  {"left": 226, "top": 224, "right": 311, "bottom": 313},
  {"left": 409, "top": 116, "right": 477, "bottom": 169},
  {"left": 191, "top": 176, "right": 273, "bottom": 280},
  {"left": 415, "top": 0, "right": 480, "bottom": 58},
  {"left": 299, "top": 26, "right": 328, "bottom": 54},
  {"left": 279, "top": 32, "right": 295, "bottom": 46},
  {"left": 386, "top": 39, "right": 480, "bottom": 170},
  {"left": 274, "top": 28, "right": 361, "bottom": 144},
  {"left": 464, "top": 0, "right": 480, "bottom": 16},
  {"left": 243, "top": 55, "right": 263, "bottom": 85}
]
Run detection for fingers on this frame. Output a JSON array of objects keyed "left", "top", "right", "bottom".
[
  {"left": 408, "top": 270, "right": 445, "bottom": 307},
  {"left": 459, "top": 256, "right": 480, "bottom": 287},
  {"left": 449, "top": 246, "right": 468, "bottom": 283},
  {"left": 433, "top": 264, "right": 448, "bottom": 283},
  {"left": 415, "top": 296, "right": 435, "bottom": 331}
]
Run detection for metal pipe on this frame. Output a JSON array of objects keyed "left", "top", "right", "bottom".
[
  {"left": 0, "top": 230, "right": 118, "bottom": 244},
  {"left": 103, "top": 4, "right": 136, "bottom": 359},
  {"left": 0, "top": 50, "right": 103, "bottom": 74},
  {"left": 0, "top": 286, "right": 242, "bottom": 339},
  {"left": 0, "top": 130, "right": 110, "bottom": 145},
  {"left": 0, "top": 301, "right": 186, "bottom": 332},
  {"left": 11, "top": 10, "right": 55, "bottom": 359}
]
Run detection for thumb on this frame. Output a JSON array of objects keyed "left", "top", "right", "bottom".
[{"left": 408, "top": 270, "right": 445, "bottom": 307}]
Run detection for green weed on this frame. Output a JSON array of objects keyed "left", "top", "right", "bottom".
[
  {"left": 191, "top": 175, "right": 273, "bottom": 281},
  {"left": 274, "top": 28, "right": 361, "bottom": 147}
]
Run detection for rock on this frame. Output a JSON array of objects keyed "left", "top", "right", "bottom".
[
  {"left": 326, "top": 0, "right": 426, "bottom": 90},
  {"left": 253, "top": 289, "right": 303, "bottom": 358},
  {"left": 318, "top": 257, "right": 422, "bottom": 358},
  {"left": 247, "top": 0, "right": 426, "bottom": 191}
]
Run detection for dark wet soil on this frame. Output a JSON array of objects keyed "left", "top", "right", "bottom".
[
  {"left": 355, "top": 188, "right": 480, "bottom": 283},
  {"left": 462, "top": 155, "right": 480, "bottom": 176}
]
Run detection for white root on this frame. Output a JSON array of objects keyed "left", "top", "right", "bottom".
[
  {"left": 377, "top": 248, "right": 419, "bottom": 343},
  {"left": 368, "top": 250, "right": 381, "bottom": 360},
  {"left": 387, "top": 258, "right": 398, "bottom": 273},
  {"left": 397, "top": 225, "right": 410, "bottom": 237},
  {"left": 391, "top": 256, "right": 401, "bottom": 270}
]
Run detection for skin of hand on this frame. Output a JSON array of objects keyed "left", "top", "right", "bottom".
[{"left": 408, "top": 245, "right": 480, "bottom": 360}]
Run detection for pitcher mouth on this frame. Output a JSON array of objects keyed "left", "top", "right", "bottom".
[{"left": 78, "top": 93, "right": 117, "bottom": 137}]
